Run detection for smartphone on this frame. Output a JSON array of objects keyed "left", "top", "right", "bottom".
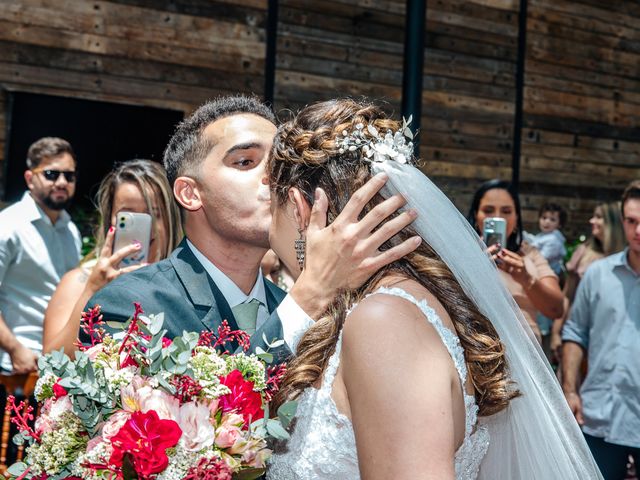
[
  {"left": 483, "top": 217, "right": 507, "bottom": 247},
  {"left": 113, "top": 211, "right": 152, "bottom": 268}
]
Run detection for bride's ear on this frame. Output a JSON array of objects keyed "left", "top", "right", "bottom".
[{"left": 288, "top": 188, "right": 311, "bottom": 231}]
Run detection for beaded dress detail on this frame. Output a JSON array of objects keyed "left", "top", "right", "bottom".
[{"left": 267, "top": 287, "right": 489, "bottom": 479}]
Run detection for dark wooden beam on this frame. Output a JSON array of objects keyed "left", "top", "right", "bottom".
[
  {"left": 511, "top": 0, "right": 528, "bottom": 192},
  {"left": 401, "top": 0, "right": 427, "bottom": 145},
  {"left": 264, "top": 0, "right": 278, "bottom": 106}
]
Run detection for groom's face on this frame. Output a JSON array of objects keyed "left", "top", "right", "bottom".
[{"left": 196, "top": 113, "right": 277, "bottom": 248}]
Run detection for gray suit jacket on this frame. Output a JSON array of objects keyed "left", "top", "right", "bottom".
[{"left": 85, "top": 238, "right": 291, "bottom": 362}]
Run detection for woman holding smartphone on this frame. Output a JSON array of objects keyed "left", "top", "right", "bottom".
[
  {"left": 43, "top": 159, "right": 182, "bottom": 355},
  {"left": 467, "top": 179, "right": 564, "bottom": 344}
]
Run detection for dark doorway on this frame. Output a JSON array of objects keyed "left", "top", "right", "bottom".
[{"left": 3, "top": 92, "right": 183, "bottom": 234}]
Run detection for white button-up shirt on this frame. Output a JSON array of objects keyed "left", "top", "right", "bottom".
[
  {"left": 0, "top": 192, "right": 81, "bottom": 370},
  {"left": 187, "top": 239, "right": 312, "bottom": 351}
]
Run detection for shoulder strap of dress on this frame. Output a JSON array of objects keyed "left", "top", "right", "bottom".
[{"left": 366, "top": 286, "right": 469, "bottom": 387}]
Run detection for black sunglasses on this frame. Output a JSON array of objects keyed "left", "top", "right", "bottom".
[{"left": 37, "top": 169, "right": 77, "bottom": 183}]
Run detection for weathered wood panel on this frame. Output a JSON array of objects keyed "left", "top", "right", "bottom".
[
  {"left": 0, "top": 0, "right": 268, "bottom": 197},
  {"left": 521, "top": 0, "right": 640, "bottom": 239},
  {"left": 1, "top": 0, "right": 639, "bottom": 242},
  {"left": 418, "top": 0, "right": 519, "bottom": 219}
]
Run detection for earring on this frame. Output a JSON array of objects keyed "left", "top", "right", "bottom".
[{"left": 294, "top": 228, "right": 306, "bottom": 270}]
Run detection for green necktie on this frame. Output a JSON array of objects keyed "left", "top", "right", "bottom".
[{"left": 231, "top": 298, "right": 262, "bottom": 336}]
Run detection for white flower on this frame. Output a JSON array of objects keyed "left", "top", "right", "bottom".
[{"left": 337, "top": 120, "right": 414, "bottom": 166}]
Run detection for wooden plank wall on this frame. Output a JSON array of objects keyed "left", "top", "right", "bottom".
[
  {"left": 0, "top": 0, "right": 268, "bottom": 197},
  {"left": 273, "top": 0, "right": 521, "bottom": 222},
  {"left": 1, "top": 0, "right": 639, "bottom": 238},
  {"left": 419, "top": 0, "right": 519, "bottom": 214},
  {"left": 274, "top": 0, "right": 405, "bottom": 116},
  {"left": 520, "top": 0, "right": 640, "bottom": 239}
]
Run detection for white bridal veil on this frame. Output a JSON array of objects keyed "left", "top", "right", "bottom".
[{"left": 372, "top": 160, "right": 603, "bottom": 480}]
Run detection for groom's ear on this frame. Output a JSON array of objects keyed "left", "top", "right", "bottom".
[
  {"left": 173, "top": 176, "right": 202, "bottom": 212},
  {"left": 288, "top": 187, "right": 311, "bottom": 230}
]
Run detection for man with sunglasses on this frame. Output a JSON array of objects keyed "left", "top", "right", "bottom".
[{"left": 0, "top": 137, "right": 81, "bottom": 373}]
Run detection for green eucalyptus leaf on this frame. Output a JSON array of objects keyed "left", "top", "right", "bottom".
[
  {"left": 256, "top": 352, "right": 273, "bottom": 364},
  {"left": 6, "top": 462, "right": 27, "bottom": 476},
  {"left": 277, "top": 400, "right": 298, "bottom": 428},
  {"left": 106, "top": 320, "right": 126, "bottom": 330},
  {"left": 149, "top": 313, "right": 165, "bottom": 336},
  {"left": 266, "top": 418, "right": 290, "bottom": 440}
]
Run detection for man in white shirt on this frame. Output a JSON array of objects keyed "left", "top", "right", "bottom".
[
  {"left": 0, "top": 137, "right": 81, "bottom": 373},
  {"left": 87, "top": 96, "right": 417, "bottom": 359}
]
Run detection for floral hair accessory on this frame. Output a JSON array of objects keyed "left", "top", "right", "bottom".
[{"left": 336, "top": 115, "right": 415, "bottom": 165}]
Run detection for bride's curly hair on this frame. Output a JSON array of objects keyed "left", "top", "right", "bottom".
[{"left": 268, "top": 98, "right": 519, "bottom": 417}]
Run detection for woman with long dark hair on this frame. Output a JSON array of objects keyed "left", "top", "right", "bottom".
[{"left": 467, "top": 179, "right": 564, "bottom": 343}]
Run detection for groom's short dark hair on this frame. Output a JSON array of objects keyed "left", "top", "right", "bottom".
[{"left": 163, "top": 95, "right": 276, "bottom": 185}]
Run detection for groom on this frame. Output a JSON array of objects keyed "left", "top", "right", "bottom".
[{"left": 85, "top": 95, "right": 417, "bottom": 360}]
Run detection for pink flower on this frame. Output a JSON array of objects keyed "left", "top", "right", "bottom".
[
  {"left": 138, "top": 387, "right": 180, "bottom": 421},
  {"left": 84, "top": 343, "right": 104, "bottom": 361},
  {"left": 34, "top": 413, "right": 54, "bottom": 436},
  {"left": 177, "top": 401, "right": 215, "bottom": 452},
  {"left": 215, "top": 424, "right": 242, "bottom": 449},
  {"left": 120, "top": 377, "right": 180, "bottom": 422},
  {"left": 242, "top": 445, "right": 271, "bottom": 468},
  {"left": 101, "top": 411, "right": 131, "bottom": 441},
  {"left": 215, "top": 413, "right": 244, "bottom": 449},
  {"left": 86, "top": 435, "right": 104, "bottom": 453}
]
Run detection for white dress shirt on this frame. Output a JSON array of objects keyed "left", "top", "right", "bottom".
[
  {"left": 0, "top": 192, "right": 81, "bottom": 370},
  {"left": 186, "top": 240, "right": 312, "bottom": 351}
]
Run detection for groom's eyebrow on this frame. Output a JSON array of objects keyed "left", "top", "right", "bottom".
[{"left": 225, "top": 142, "right": 263, "bottom": 156}]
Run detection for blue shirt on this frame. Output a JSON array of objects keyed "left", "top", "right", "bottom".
[{"left": 562, "top": 249, "right": 640, "bottom": 447}]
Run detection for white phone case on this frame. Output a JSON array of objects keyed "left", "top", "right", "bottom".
[{"left": 113, "top": 211, "right": 152, "bottom": 267}]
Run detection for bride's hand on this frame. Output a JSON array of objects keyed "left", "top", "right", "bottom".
[
  {"left": 290, "top": 173, "right": 421, "bottom": 318},
  {"left": 85, "top": 226, "right": 146, "bottom": 295}
]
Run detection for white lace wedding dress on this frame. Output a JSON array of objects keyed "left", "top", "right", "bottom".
[{"left": 267, "top": 287, "right": 490, "bottom": 480}]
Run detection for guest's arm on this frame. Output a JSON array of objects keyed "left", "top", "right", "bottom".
[
  {"left": 561, "top": 272, "right": 592, "bottom": 425},
  {"left": 492, "top": 246, "right": 564, "bottom": 319},
  {"left": 0, "top": 232, "right": 37, "bottom": 372},
  {"left": 0, "top": 312, "right": 37, "bottom": 373}
]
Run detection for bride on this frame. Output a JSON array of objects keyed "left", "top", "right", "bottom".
[{"left": 264, "top": 98, "right": 602, "bottom": 479}]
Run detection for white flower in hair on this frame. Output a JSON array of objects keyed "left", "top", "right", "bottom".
[{"left": 337, "top": 116, "right": 415, "bottom": 165}]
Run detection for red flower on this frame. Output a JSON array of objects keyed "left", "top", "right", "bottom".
[
  {"left": 109, "top": 410, "right": 182, "bottom": 479},
  {"left": 218, "top": 370, "right": 264, "bottom": 427},
  {"left": 183, "top": 456, "right": 233, "bottom": 480},
  {"left": 52, "top": 381, "right": 68, "bottom": 399}
]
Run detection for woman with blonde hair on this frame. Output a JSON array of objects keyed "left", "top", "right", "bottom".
[
  {"left": 550, "top": 201, "right": 625, "bottom": 358},
  {"left": 265, "top": 98, "right": 602, "bottom": 479},
  {"left": 43, "top": 159, "right": 182, "bottom": 355}
]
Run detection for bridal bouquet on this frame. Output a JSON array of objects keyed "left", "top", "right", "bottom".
[{"left": 5, "top": 304, "right": 294, "bottom": 480}]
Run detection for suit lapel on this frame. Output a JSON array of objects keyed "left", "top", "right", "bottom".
[
  {"left": 263, "top": 278, "right": 287, "bottom": 312},
  {"left": 170, "top": 239, "right": 240, "bottom": 333}
]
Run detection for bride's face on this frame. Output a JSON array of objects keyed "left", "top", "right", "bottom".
[{"left": 269, "top": 192, "right": 306, "bottom": 279}]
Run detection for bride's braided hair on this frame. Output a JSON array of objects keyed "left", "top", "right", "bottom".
[{"left": 269, "top": 99, "right": 519, "bottom": 417}]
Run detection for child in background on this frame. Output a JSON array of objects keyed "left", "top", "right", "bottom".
[
  {"left": 530, "top": 202, "right": 567, "bottom": 276},
  {"left": 529, "top": 202, "right": 567, "bottom": 362}
]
